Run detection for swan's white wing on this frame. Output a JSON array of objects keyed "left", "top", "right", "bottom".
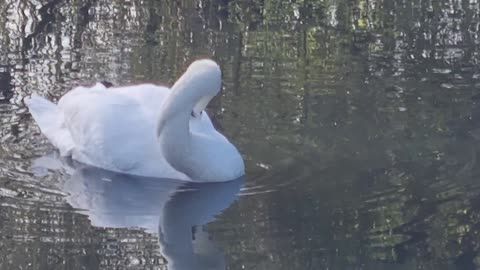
[
  {"left": 58, "top": 86, "right": 161, "bottom": 172},
  {"left": 112, "top": 84, "right": 170, "bottom": 117}
]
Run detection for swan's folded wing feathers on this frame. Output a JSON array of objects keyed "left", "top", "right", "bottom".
[{"left": 58, "top": 90, "right": 156, "bottom": 172}]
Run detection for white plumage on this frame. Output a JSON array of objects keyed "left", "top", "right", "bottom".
[{"left": 25, "top": 60, "right": 244, "bottom": 182}]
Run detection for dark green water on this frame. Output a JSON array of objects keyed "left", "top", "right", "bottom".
[{"left": 1, "top": 0, "right": 480, "bottom": 269}]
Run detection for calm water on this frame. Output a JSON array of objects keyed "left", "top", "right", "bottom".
[{"left": 1, "top": 0, "right": 480, "bottom": 269}]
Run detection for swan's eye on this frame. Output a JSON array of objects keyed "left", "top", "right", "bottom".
[{"left": 191, "top": 111, "right": 195, "bottom": 117}]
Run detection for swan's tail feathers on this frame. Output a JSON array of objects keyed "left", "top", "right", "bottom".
[{"left": 25, "top": 94, "right": 75, "bottom": 156}]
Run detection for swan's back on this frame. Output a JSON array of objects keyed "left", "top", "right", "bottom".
[{"left": 59, "top": 84, "right": 180, "bottom": 176}]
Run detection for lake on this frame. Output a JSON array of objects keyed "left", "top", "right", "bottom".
[{"left": 1, "top": 0, "right": 480, "bottom": 269}]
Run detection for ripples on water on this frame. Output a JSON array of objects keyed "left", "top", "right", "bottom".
[{"left": 1, "top": 0, "right": 480, "bottom": 269}]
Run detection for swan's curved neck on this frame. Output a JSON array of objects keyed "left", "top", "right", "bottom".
[
  {"left": 156, "top": 75, "right": 198, "bottom": 176},
  {"left": 156, "top": 60, "right": 221, "bottom": 179},
  {"left": 157, "top": 98, "right": 193, "bottom": 169}
]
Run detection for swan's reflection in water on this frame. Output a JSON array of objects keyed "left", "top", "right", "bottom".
[{"left": 59, "top": 162, "right": 243, "bottom": 270}]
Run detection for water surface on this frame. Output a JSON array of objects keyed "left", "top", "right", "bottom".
[{"left": 1, "top": 0, "right": 480, "bottom": 269}]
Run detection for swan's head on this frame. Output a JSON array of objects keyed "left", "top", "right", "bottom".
[
  {"left": 171, "top": 59, "right": 222, "bottom": 118},
  {"left": 157, "top": 59, "right": 222, "bottom": 139}
]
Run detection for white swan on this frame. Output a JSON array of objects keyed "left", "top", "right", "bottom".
[{"left": 25, "top": 59, "right": 244, "bottom": 182}]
